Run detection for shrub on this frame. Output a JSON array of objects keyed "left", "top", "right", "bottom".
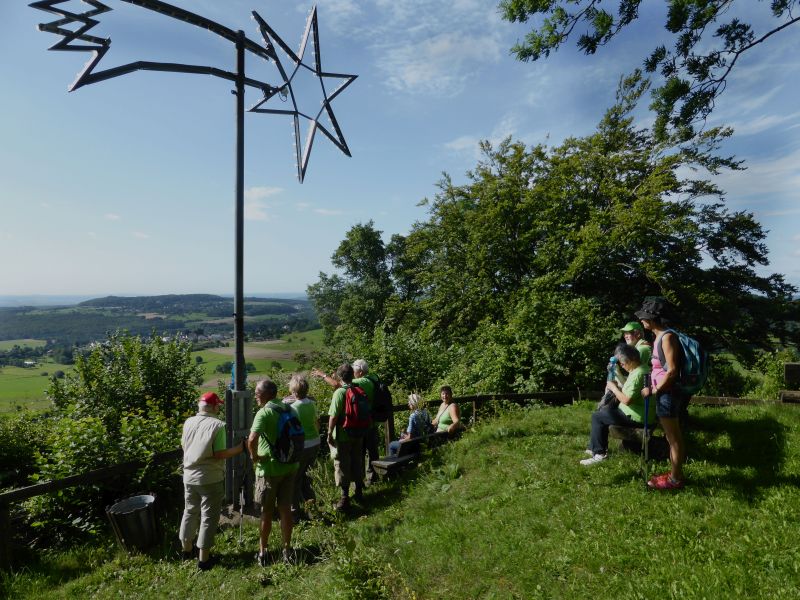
[{"left": 746, "top": 348, "right": 800, "bottom": 400}]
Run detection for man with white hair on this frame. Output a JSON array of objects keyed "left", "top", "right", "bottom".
[
  {"left": 179, "top": 391, "right": 245, "bottom": 571},
  {"left": 351, "top": 358, "right": 381, "bottom": 486}
]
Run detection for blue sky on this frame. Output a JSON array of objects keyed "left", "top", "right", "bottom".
[{"left": 1, "top": 0, "right": 798, "bottom": 296}]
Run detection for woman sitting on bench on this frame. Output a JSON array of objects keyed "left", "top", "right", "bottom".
[
  {"left": 432, "top": 385, "right": 463, "bottom": 435},
  {"left": 389, "top": 394, "right": 432, "bottom": 456}
]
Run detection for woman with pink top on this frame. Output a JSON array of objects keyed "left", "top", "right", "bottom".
[{"left": 636, "top": 297, "right": 687, "bottom": 491}]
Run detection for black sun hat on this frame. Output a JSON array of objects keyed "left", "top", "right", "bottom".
[{"left": 634, "top": 297, "right": 675, "bottom": 321}]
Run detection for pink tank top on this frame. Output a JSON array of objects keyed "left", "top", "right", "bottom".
[{"left": 650, "top": 333, "right": 667, "bottom": 389}]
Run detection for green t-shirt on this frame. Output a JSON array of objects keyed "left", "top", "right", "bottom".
[
  {"left": 250, "top": 400, "right": 299, "bottom": 477},
  {"left": 291, "top": 397, "right": 320, "bottom": 443},
  {"left": 618, "top": 365, "right": 656, "bottom": 424},
  {"left": 352, "top": 376, "right": 375, "bottom": 405},
  {"left": 636, "top": 340, "right": 652, "bottom": 374},
  {"left": 328, "top": 386, "right": 350, "bottom": 442}
]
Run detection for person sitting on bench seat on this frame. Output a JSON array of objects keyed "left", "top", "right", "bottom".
[
  {"left": 389, "top": 394, "right": 432, "bottom": 456},
  {"left": 580, "top": 344, "right": 654, "bottom": 466},
  {"left": 432, "top": 385, "right": 463, "bottom": 434}
]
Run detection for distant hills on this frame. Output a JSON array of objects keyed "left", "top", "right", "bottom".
[{"left": 0, "top": 294, "right": 317, "bottom": 343}]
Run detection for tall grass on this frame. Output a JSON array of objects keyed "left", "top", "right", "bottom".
[{"left": 3, "top": 401, "right": 800, "bottom": 598}]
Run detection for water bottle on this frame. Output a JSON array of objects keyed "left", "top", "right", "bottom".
[{"left": 606, "top": 356, "right": 618, "bottom": 382}]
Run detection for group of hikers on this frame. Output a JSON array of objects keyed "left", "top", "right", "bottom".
[
  {"left": 582, "top": 297, "right": 699, "bottom": 495},
  {"left": 178, "top": 358, "right": 464, "bottom": 571},
  {"left": 177, "top": 296, "right": 700, "bottom": 571}
]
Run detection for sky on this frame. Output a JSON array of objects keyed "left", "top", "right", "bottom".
[{"left": 1, "top": 0, "right": 799, "bottom": 297}]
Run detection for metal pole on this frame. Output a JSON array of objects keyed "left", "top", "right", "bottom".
[{"left": 234, "top": 29, "right": 246, "bottom": 392}]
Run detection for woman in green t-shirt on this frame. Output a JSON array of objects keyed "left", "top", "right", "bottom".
[{"left": 432, "top": 385, "right": 463, "bottom": 434}]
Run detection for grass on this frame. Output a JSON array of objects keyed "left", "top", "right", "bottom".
[
  {"left": 0, "top": 339, "right": 46, "bottom": 351},
  {"left": 0, "top": 359, "right": 71, "bottom": 413},
  {"left": 3, "top": 401, "right": 800, "bottom": 598}
]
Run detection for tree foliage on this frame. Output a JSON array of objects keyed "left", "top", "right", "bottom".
[
  {"left": 308, "top": 75, "right": 797, "bottom": 394},
  {"left": 499, "top": 0, "right": 800, "bottom": 139}
]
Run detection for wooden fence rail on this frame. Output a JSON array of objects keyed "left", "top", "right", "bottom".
[{"left": 0, "top": 390, "right": 793, "bottom": 568}]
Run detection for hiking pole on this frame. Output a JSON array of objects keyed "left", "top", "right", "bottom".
[{"left": 642, "top": 389, "right": 650, "bottom": 485}]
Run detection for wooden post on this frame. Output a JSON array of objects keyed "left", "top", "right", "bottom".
[
  {"left": 384, "top": 413, "right": 396, "bottom": 455},
  {"left": 785, "top": 363, "right": 800, "bottom": 389},
  {"left": 472, "top": 400, "right": 477, "bottom": 426}
]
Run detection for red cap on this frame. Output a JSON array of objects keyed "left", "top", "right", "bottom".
[{"left": 200, "top": 392, "right": 223, "bottom": 406}]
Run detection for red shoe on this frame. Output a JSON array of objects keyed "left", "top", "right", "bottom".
[
  {"left": 648, "top": 474, "right": 685, "bottom": 490},
  {"left": 647, "top": 472, "right": 670, "bottom": 487}
]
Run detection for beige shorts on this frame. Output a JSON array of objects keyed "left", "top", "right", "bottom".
[{"left": 255, "top": 473, "right": 295, "bottom": 510}]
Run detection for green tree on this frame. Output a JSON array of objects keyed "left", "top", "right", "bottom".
[{"left": 499, "top": 0, "right": 800, "bottom": 139}]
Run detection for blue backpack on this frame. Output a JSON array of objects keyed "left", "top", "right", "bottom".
[
  {"left": 268, "top": 406, "right": 305, "bottom": 463},
  {"left": 656, "top": 329, "right": 710, "bottom": 396}
]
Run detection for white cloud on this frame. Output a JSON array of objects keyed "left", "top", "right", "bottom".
[
  {"left": 313, "top": 208, "right": 343, "bottom": 216},
  {"left": 728, "top": 110, "right": 800, "bottom": 136},
  {"left": 244, "top": 186, "right": 283, "bottom": 222},
  {"left": 132, "top": 231, "right": 150, "bottom": 239},
  {"left": 443, "top": 135, "right": 480, "bottom": 153},
  {"left": 295, "top": 202, "right": 310, "bottom": 211},
  {"left": 105, "top": 213, "right": 121, "bottom": 221}
]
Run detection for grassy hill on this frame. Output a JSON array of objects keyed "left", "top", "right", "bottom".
[
  {"left": 4, "top": 401, "right": 799, "bottom": 598},
  {"left": 0, "top": 294, "right": 317, "bottom": 344}
]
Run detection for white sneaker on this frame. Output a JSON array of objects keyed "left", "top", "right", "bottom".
[
  {"left": 580, "top": 453, "right": 607, "bottom": 466},
  {"left": 584, "top": 449, "right": 593, "bottom": 456}
]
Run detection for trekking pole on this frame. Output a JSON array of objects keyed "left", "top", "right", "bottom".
[{"left": 642, "top": 386, "right": 650, "bottom": 485}]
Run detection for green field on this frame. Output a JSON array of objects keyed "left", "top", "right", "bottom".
[
  {"left": 0, "top": 330, "right": 323, "bottom": 412},
  {"left": 0, "top": 339, "right": 46, "bottom": 350},
  {"left": 0, "top": 360, "right": 70, "bottom": 413}
]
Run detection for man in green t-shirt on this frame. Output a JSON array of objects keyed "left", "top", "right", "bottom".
[
  {"left": 326, "top": 363, "right": 365, "bottom": 511},
  {"left": 352, "top": 358, "right": 380, "bottom": 485},
  {"left": 248, "top": 378, "right": 299, "bottom": 565},
  {"left": 581, "top": 344, "right": 655, "bottom": 466}
]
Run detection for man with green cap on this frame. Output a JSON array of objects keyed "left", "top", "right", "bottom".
[{"left": 620, "top": 321, "right": 652, "bottom": 375}]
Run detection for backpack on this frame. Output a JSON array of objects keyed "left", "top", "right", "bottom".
[
  {"left": 342, "top": 385, "right": 372, "bottom": 436},
  {"left": 656, "top": 329, "right": 710, "bottom": 396},
  {"left": 268, "top": 406, "right": 305, "bottom": 463},
  {"left": 367, "top": 374, "right": 393, "bottom": 422}
]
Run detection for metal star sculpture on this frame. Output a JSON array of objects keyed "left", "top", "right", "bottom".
[
  {"left": 29, "top": 0, "right": 356, "bottom": 181},
  {"left": 251, "top": 7, "right": 356, "bottom": 182}
]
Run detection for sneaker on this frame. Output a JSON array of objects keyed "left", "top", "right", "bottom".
[
  {"left": 256, "top": 551, "right": 269, "bottom": 567},
  {"left": 584, "top": 449, "right": 593, "bottom": 456},
  {"left": 648, "top": 475, "right": 685, "bottom": 490},
  {"left": 647, "top": 472, "right": 671, "bottom": 487},
  {"left": 334, "top": 496, "right": 350, "bottom": 512},
  {"left": 579, "top": 453, "right": 607, "bottom": 466},
  {"left": 197, "top": 556, "right": 217, "bottom": 571},
  {"left": 282, "top": 547, "right": 294, "bottom": 564}
]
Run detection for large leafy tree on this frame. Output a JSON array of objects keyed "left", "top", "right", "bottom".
[
  {"left": 499, "top": 0, "right": 800, "bottom": 139},
  {"left": 310, "top": 76, "right": 797, "bottom": 392}
]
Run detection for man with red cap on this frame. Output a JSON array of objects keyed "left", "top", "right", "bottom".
[{"left": 179, "top": 391, "right": 245, "bottom": 570}]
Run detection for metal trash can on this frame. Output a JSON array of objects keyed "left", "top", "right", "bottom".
[{"left": 106, "top": 494, "right": 157, "bottom": 553}]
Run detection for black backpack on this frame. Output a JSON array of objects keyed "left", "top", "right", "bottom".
[
  {"left": 368, "top": 374, "right": 393, "bottom": 422},
  {"left": 268, "top": 406, "right": 305, "bottom": 463}
]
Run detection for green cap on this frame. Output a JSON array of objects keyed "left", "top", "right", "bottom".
[{"left": 620, "top": 321, "right": 643, "bottom": 332}]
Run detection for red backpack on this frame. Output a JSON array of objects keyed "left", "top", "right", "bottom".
[{"left": 342, "top": 385, "right": 372, "bottom": 436}]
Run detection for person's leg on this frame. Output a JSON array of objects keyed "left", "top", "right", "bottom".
[
  {"left": 365, "top": 426, "right": 379, "bottom": 483},
  {"left": 276, "top": 473, "right": 295, "bottom": 555},
  {"left": 255, "top": 476, "right": 278, "bottom": 558},
  {"left": 300, "top": 445, "right": 318, "bottom": 503},
  {"left": 352, "top": 437, "right": 365, "bottom": 500},
  {"left": 178, "top": 484, "right": 200, "bottom": 554},
  {"left": 388, "top": 440, "right": 400, "bottom": 456},
  {"left": 588, "top": 407, "right": 634, "bottom": 455},
  {"left": 292, "top": 447, "right": 315, "bottom": 512},
  {"left": 333, "top": 440, "right": 352, "bottom": 508},
  {"left": 660, "top": 417, "right": 685, "bottom": 481},
  {"left": 196, "top": 481, "right": 224, "bottom": 563}
]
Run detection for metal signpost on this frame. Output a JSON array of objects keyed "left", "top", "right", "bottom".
[{"left": 31, "top": 0, "right": 356, "bottom": 507}]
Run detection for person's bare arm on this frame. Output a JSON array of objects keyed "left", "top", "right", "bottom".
[
  {"left": 312, "top": 368, "right": 340, "bottom": 389},
  {"left": 447, "top": 403, "right": 461, "bottom": 433},
  {"left": 247, "top": 431, "right": 260, "bottom": 461},
  {"left": 212, "top": 437, "right": 245, "bottom": 459},
  {"left": 656, "top": 333, "right": 680, "bottom": 394},
  {"left": 606, "top": 381, "right": 633, "bottom": 405},
  {"left": 327, "top": 415, "right": 337, "bottom": 447}
]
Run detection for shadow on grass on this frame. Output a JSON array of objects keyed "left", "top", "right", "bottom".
[{"left": 685, "top": 411, "right": 799, "bottom": 501}]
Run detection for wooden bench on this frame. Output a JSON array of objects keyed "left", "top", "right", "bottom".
[
  {"left": 371, "top": 431, "right": 450, "bottom": 477},
  {"left": 609, "top": 423, "right": 668, "bottom": 458}
]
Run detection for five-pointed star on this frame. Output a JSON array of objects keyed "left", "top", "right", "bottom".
[{"left": 251, "top": 6, "right": 356, "bottom": 183}]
